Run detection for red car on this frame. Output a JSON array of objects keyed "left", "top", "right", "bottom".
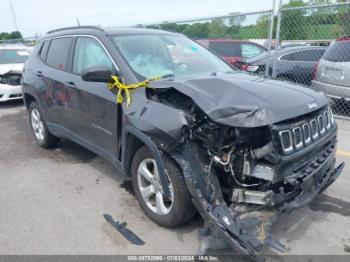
[{"left": 196, "top": 39, "right": 266, "bottom": 68}]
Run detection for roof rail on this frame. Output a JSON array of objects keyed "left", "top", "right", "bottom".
[{"left": 47, "top": 26, "right": 104, "bottom": 34}]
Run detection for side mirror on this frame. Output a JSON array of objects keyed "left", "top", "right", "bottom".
[{"left": 81, "top": 65, "right": 112, "bottom": 83}]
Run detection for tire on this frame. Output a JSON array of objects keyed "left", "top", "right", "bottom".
[
  {"left": 131, "top": 146, "right": 196, "bottom": 227},
  {"left": 28, "top": 102, "right": 60, "bottom": 148}
]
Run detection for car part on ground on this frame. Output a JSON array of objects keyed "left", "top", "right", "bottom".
[
  {"left": 21, "top": 26, "right": 344, "bottom": 260},
  {"left": 243, "top": 46, "right": 327, "bottom": 86},
  {"left": 103, "top": 214, "right": 145, "bottom": 245}
]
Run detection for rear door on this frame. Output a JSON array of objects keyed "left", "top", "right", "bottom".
[
  {"left": 65, "top": 36, "right": 119, "bottom": 157},
  {"left": 36, "top": 37, "right": 74, "bottom": 126},
  {"left": 317, "top": 41, "right": 350, "bottom": 87}
]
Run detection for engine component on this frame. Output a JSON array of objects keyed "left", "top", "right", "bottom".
[
  {"left": 251, "top": 142, "right": 273, "bottom": 159},
  {"left": 250, "top": 163, "right": 275, "bottom": 181},
  {"left": 231, "top": 189, "right": 274, "bottom": 205}
]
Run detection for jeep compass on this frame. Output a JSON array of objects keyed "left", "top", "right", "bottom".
[{"left": 22, "top": 26, "right": 344, "bottom": 258}]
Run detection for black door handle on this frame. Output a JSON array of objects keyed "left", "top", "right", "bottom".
[
  {"left": 64, "top": 82, "right": 77, "bottom": 89},
  {"left": 36, "top": 71, "right": 43, "bottom": 77}
]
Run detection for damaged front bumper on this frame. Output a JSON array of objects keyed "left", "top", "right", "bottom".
[
  {"left": 172, "top": 135, "right": 344, "bottom": 260},
  {"left": 0, "top": 83, "right": 23, "bottom": 102}
]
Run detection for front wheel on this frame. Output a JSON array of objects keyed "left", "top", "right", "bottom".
[
  {"left": 29, "top": 102, "right": 60, "bottom": 148},
  {"left": 131, "top": 146, "right": 196, "bottom": 227}
]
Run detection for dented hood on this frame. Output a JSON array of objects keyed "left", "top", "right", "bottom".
[{"left": 150, "top": 72, "right": 329, "bottom": 127}]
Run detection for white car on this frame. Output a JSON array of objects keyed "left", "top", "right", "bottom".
[{"left": 0, "top": 49, "right": 30, "bottom": 102}]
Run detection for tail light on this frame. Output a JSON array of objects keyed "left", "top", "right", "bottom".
[
  {"left": 312, "top": 61, "right": 319, "bottom": 80},
  {"left": 241, "top": 64, "right": 249, "bottom": 71}
]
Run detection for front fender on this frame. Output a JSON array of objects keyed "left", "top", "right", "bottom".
[{"left": 122, "top": 125, "right": 172, "bottom": 198}]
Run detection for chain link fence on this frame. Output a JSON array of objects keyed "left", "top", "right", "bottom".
[
  {"left": 274, "top": 1, "right": 350, "bottom": 118},
  {"left": 135, "top": 1, "right": 350, "bottom": 119},
  {"left": 143, "top": 10, "right": 275, "bottom": 73}
]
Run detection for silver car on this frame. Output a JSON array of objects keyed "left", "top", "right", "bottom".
[{"left": 312, "top": 37, "right": 350, "bottom": 100}]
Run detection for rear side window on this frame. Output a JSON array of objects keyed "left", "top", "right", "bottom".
[
  {"left": 323, "top": 42, "right": 350, "bottom": 62},
  {"left": 40, "top": 41, "right": 50, "bottom": 61},
  {"left": 209, "top": 42, "right": 241, "bottom": 57},
  {"left": 46, "top": 37, "right": 73, "bottom": 70}
]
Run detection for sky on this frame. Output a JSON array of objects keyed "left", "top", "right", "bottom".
[{"left": 0, "top": 0, "right": 275, "bottom": 37}]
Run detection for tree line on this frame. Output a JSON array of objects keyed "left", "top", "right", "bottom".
[
  {"left": 147, "top": 0, "right": 350, "bottom": 40},
  {"left": 0, "top": 31, "right": 23, "bottom": 41}
]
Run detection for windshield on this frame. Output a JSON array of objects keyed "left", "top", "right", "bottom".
[
  {"left": 0, "top": 49, "right": 30, "bottom": 64},
  {"left": 111, "top": 34, "right": 233, "bottom": 79}
]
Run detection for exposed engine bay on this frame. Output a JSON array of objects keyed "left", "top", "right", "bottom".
[{"left": 146, "top": 85, "right": 344, "bottom": 259}]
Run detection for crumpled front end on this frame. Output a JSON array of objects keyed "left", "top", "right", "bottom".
[
  {"left": 139, "top": 75, "right": 346, "bottom": 259},
  {"left": 146, "top": 85, "right": 344, "bottom": 259},
  {"left": 0, "top": 70, "right": 23, "bottom": 102}
]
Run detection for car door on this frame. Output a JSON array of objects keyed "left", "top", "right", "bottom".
[
  {"left": 65, "top": 36, "right": 119, "bottom": 158},
  {"left": 36, "top": 37, "right": 74, "bottom": 127}
]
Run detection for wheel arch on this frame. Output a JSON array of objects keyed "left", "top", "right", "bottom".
[
  {"left": 122, "top": 125, "right": 171, "bottom": 198},
  {"left": 23, "top": 93, "right": 37, "bottom": 109}
]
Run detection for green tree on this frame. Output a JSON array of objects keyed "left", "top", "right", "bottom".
[
  {"left": 0, "top": 31, "right": 22, "bottom": 40},
  {"left": 182, "top": 22, "right": 210, "bottom": 39},
  {"left": 208, "top": 19, "right": 228, "bottom": 38},
  {"left": 280, "top": 0, "right": 310, "bottom": 40},
  {"left": 334, "top": 0, "right": 350, "bottom": 36}
]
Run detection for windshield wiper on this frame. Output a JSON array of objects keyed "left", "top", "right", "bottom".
[{"left": 161, "top": 74, "right": 175, "bottom": 79}]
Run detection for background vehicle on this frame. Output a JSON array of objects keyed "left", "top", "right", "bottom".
[
  {"left": 196, "top": 39, "right": 266, "bottom": 68},
  {"left": 0, "top": 48, "right": 30, "bottom": 102},
  {"left": 312, "top": 37, "right": 350, "bottom": 115},
  {"left": 22, "top": 27, "right": 343, "bottom": 258},
  {"left": 243, "top": 45, "right": 327, "bottom": 85}
]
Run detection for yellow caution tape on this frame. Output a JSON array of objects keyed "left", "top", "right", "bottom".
[{"left": 108, "top": 76, "right": 160, "bottom": 107}]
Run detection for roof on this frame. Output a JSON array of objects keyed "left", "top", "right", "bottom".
[
  {"left": 42, "top": 26, "right": 181, "bottom": 40},
  {"left": 278, "top": 45, "right": 327, "bottom": 53},
  {"left": 245, "top": 45, "right": 327, "bottom": 63}
]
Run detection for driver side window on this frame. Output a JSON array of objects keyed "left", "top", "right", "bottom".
[{"left": 73, "top": 37, "right": 113, "bottom": 75}]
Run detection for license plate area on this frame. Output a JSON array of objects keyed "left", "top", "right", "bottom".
[{"left": 322, "top": 67, "right": 344, "bottom": 80}]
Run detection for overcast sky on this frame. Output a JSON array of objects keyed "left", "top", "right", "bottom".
[{"left": 0, "top": 0, "right": 275, "bottom": 37}]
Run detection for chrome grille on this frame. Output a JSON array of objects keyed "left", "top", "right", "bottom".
[
  {"left": 277, "top": 108, "right": 334, "bottom": 155},
  {"left": 279, "top": 130, "right": 293, "bottom": 154},
  {"left": 318, "top": 115, "right": 326, "bottom": 135},
  {"left": 302, "top": 123, "right": 311, "bottom": 145},
  {"left": 293, "top": 127, "right": 303, "bottom": 150},
  {"left": 310, "top": 119, "right": 319, "bottom": 140}
]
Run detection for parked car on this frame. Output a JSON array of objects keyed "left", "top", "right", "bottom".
[
  {"left": 22, "top": 26, "right": 343, "bottom": 258},
  {"left": 243, "top": 46, "right": 327, "bottom": 85},
  {"left": 196, "top": 39, "right": 266, "bottom": 68},
  {"left": 312, "top": 37, "right": 350, "bottom": 101},
  {"left": 0, "top": 48, "right": 30, "bottom": 102}
]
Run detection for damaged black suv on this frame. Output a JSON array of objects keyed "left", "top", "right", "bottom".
[{"left": 22, "top": 26, "right": 344, "bottom": 257}]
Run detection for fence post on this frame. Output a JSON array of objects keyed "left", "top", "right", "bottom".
[
  {"left": 265, "top": 0, "right": 276, "bottom": 77},
  {"left": 272, "top": 0, "right": 282, "bottom": 78}
]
